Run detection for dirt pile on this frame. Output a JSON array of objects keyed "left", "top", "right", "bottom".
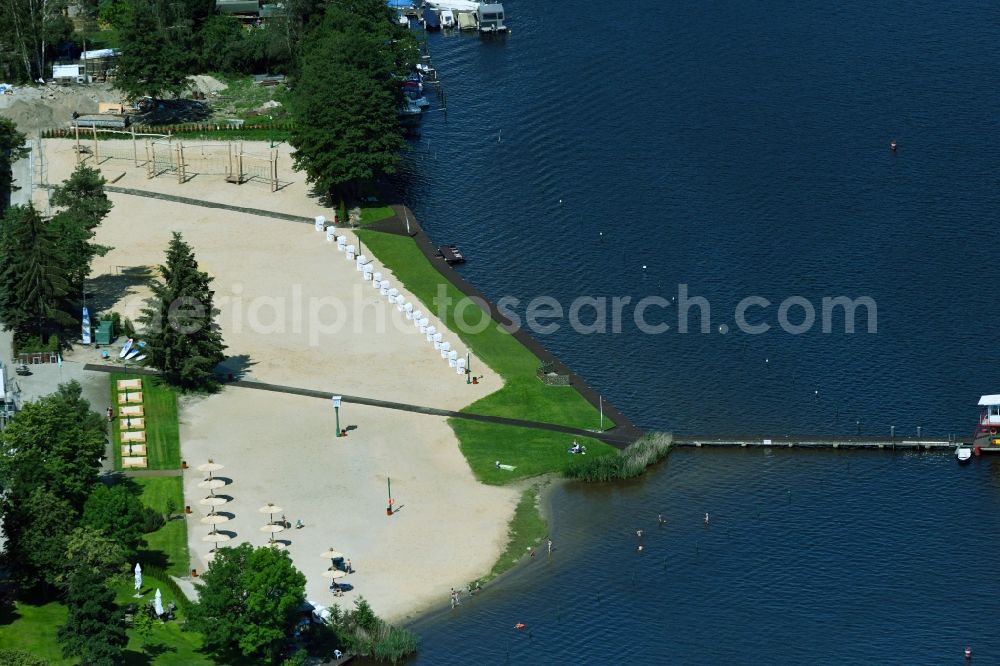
[{"left": 0, "top": 82, "right": 121, "bottom": 135}]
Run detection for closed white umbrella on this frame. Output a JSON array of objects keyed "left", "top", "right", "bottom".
[
  {"left": 154, "top": 588, "right": 164, "bottom": 616},
  {"left": 134, "top": 563, "right": 142, "bottom": 593}
]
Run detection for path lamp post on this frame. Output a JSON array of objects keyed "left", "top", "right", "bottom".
[
  {"left": 466, "top": 352, "right": 471, "bottom": 384},
  {"left": 332, "top": 395, "right": 342, "bottom": 437}
]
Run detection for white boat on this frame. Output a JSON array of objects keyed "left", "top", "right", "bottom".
[
  {"left": 397, "top": 13, "right": 408, "bottom": 26},
  {"left": 956, "top": 446, "right": 973, "bottom": 463},
  {"left": 440, "top": 9, "right": 456, "bottom": 28}
]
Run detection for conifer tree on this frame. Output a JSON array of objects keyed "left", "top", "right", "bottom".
[
  {"left": 0, "top": 203, "right": 74, "bottom": 342},
  {"left": 0, "top": 118, "right": 29, "bottom": 213},
  {"left": 49, "top": 164, "right": 113, "bottom": 290},
  {"left": 57, "top": 567, "right": 127, "bottom": 666},
  {"left": 139, "top": 232, "right": 226, "bottom": 388}
]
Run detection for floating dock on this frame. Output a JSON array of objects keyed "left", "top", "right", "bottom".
[{"left": 674, "top": 436, "right": 958, "bottom": 452}]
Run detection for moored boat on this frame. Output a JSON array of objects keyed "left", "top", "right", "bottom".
[
  {"left": 971, "top": 394, "right": 1000, "bottom": 450},
  {"left": 956, "top": 445, "right": 972, "bottom": 463}
]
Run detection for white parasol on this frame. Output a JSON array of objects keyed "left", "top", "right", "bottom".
[{"left": 197, "top": 478, "right": 226, "bottom": 490}]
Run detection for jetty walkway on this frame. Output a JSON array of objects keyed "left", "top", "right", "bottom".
[{"left": 673, "top": 435, "right": 957, "bottom": 452}]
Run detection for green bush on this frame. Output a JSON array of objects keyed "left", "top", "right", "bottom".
[
  {"left": 339, "top": 597, "right": 417, "bottom": 664},
  {"left": 141, "top": 507, "right": 165, "bottom": 533},
  {"left": 563, "top": 433, "right": 673, "bottom": 482}
]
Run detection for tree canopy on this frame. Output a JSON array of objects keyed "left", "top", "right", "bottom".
[
  {"left": 139, "top": 232, "right": 226, "bottom": 388},
  {"left": 0, "top": 118, "right": 29, "bottom": 214},
  {"left": 188, "top": 543, "right": 306, "bottom": 663},
  {"left": 0, "top": 381, "right": 108, "bottom": 593},
  {"left": 82, "top": 484, "right": 149, "bottom": 560},
  {"left": 114, "top": 0, "right": 196, "bottom": 100},
  {"left": 49, "top": 163, "right": 113, "bottom": 291},
  {"left": 290, "top": 0, "right": 416, "bottom": 199},
  {"left": 57, "top": 565, "right": 128, "bottom": 666}
]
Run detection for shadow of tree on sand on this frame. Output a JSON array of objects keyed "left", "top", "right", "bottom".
[{"left": 87, "top": 269, "right": 153, "bottom": 314}]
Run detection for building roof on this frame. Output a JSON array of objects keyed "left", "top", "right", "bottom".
[{"left": 979, "top": 395, "right": 1000, "bottom": 406}]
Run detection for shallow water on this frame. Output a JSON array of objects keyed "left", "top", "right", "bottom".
[{"left": 404, "top": 449, "right": 1000, "bottom": 664}]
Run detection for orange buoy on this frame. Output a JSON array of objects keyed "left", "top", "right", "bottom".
[{"left": 514, "top": 623, "right": 526, "bottom": 630}]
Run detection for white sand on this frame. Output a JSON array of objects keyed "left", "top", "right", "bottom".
[{"left": 41, "top": 139, "right": 518, "bottom": 621}]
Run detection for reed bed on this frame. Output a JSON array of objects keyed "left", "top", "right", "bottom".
[{"left": 563, "top": 433, "right": 673, "bottom": 482}]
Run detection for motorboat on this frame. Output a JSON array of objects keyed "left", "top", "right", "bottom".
[
  {"left": 956, "top": 445, "right": 972, "bottom": 463},
  {"left": 440, "top": 9, "right": 456, "bottom": 28},
  {"left": 423, "top": 8, "right": 441, "bottom": 31}
]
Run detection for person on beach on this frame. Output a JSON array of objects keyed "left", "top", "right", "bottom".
[
  {"left": 296, "top": 519, "right": 304, "bottom": 529},
  {"left": 345, "top": 558, "right": 352, "bottom": 574}
]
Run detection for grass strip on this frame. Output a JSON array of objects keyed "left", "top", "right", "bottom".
[
  {"left": 110, "top": 372, "right": 181, "bottom": 471},
  {"left": 132, "top": 477, "right": 189, "bottom": 577},
  {"left": 481, "top": 488, "right": 548, "bottom": 583}
]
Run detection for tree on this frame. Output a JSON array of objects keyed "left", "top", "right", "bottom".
[
  {"left": 138, "top": 232, "right": 226, "bottom": 388},
  {"left": 57, "top": 566, "right": 127, "bottom": 666},
  {"left": 0, "top": 204, "right": 74, "bottom": 342},
  {"left": 289, "top": 0, "right": 416, "bottom": 199},
  {"left": 0, "top": 0, "right": 74, "bottom": 81},
  {"left": 0, "top": 381, "right": 107, "bottom": 593},
  {"left": 49, "top": 163, "right": 113, "bottom": 290},
  {"left": 0, "top": 118, "right": 29, "bottom": 213},
  {"left": 114, "top": 0, "right": 193, "bottom": 100},
  {"left": 188, "top": 543, "right": 306, "bottom": 663},
  {"left": 82, "top": 484, "right": 148, "bottom": 560},
  {"left": 0, "top": 380, "right": 106, "bottom": 508},
  {"left": 57, "top": 527, "right": 128, "bottom": 590}
]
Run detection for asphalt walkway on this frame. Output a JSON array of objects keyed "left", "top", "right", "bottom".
[{"left": 83, "top": 364, "right": 638, "bottom": 447}]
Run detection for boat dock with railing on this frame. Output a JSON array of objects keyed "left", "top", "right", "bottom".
[{"left": 673, "top": 436, "right": 957, "bottom": 452}]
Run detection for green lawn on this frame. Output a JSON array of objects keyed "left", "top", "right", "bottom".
[
  {"left": 0, "top": 601, "right": 69, "bottom": 661},
  {"left": 485, "top": 489, "right": 548, "bottom": 581},
  {"left": 356, "top": 230, "right": 617, "bottom": 480},
  {"left": 452, "top": 420, "right": 615, "bottom": 485},
  {"left": 112, "top": 576, "right": 211, "bottom": 666},
  {"left": 110, "top": 373, "right": 181, "bottom": 470},
  {"left": 359, "top": 205, "right": 395, "bottom": 225},
  {"left": 133, "top": 477, "right": 189, "bottom": 577}
]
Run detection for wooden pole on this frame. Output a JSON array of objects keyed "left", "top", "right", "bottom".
[
  {"left": 145, "top": 141, "right": 152, "bottom": 179},
  {"left": 74, "top": 123, "right": 80, "bottom": 164},
  {"left": 131, "top": 126, "right": 137, "bottom": 167},
  {"left": 271, "top": 149, "right": 277, "bottom": 192},
  {"left": 177, "top": 141, "right": 185, "bottom": 184}
]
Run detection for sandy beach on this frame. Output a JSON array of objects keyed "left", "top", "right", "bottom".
[{"left": 39, "top": 138, "right": 517, "bottom": 621}]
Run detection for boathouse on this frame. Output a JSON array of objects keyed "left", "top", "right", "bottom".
[{"left": 477, "top": 3, "right": 507, "bottom": 32}]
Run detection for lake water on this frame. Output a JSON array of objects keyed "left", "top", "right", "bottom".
[{"left": 386, "top": 1, "right": 1000, "bottom": 662}]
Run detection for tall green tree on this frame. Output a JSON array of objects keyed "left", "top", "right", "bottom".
[
  {"left": 290, "top": 0, "right": 416, "bottom": 199},
  {"left": 138, "top": 232, "right": 226, "bottom": 388},
  {"left": 82, "top": 484, "right": 148, "bottom": 560},
  {"left": 49, "top": 163, "right": 113, "bottom": 291},
  {"left": 0, "top": 118, "right": 29, "bottom": 213},
  {"left": 188, "top": 543, "right": 306, "bottom": 663},
  {"left": 0, "top": 0, "right": 73, "bottom": 80},
  {"left": 0, "top": 381, "right": 107, "bottom": 593},
  {"left": 114, "top": 0, "right": 193, "bottom": 100},
  {"left": 57, "top": 566, "right": 127, "bottom": 666},
  {"left": 56, "top": 526, "right": 129, "bottom": 590},
  {"left": 0, "top": 203, "right": 74, "bottom": 341}
]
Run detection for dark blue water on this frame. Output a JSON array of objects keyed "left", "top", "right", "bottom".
[
  {"left": 405, "top": 450, "right": 1000, "bottom": 665},
  {"left": 394, "top": 0, "right": 1000, "bottom": 438},
  {"left": 387, "top": 2, "right": 1000, "bottom": 663}
]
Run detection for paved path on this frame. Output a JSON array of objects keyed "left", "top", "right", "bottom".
[
  {"left": 83, "top": 364, "right": 639, "bottom": 447},
  {"left": 103, "top": 185, "right": 315, "bottom": 224},
  {"left": 118, "top": 468, "right": 184, "bottom": 477}
]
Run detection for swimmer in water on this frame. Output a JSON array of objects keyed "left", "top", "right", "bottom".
[{"left": 704, "top": 512, "right": 710, "bottom": 525}]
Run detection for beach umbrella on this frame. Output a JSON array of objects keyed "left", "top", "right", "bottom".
[
  {"left": 260, "top": 523, "right": 286, "bottom": 534},
  {"left": 134, "top": 563, "right": 142, "bottom": 592},
  {"left": 197, "top": 460, "right": 224, "bottom": 478},
  {"left": 154, "top": 589, "right": 164, "bottom": 616},
  {"left": 321, "top": 568, "right": 346, "bottom": 580},
  {"left": 202, "top": 532, "right": 232, "bottom": 544},
  {"left": 258, "top": 503, "right": 282, "bottom": 523},
  {"left": 265, "top": 541, "right": 287, "bottom": 550},
  {"left": 320, "top": 548, "right": 344, "bottom": 560},
  {"left": 197, "top": 478, "right": 226, "bottom": 490},
  {"left": 200, "top": 514, "right": 230, "bottom": 525},
  {"left": 199, "top": 495, "right": 228, "bottom": 507}
]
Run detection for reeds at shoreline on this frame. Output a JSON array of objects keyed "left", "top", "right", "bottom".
[{"left": 563, "top": 433, "right": 673, "bottom": 482}]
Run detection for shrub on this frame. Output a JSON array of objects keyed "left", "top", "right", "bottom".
[{"left": 141, "top": 506, "right": 165, "bottom": 533}]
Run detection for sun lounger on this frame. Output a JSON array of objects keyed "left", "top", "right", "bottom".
[
  {"left": 121, "top": 430, "right": 146, "bottom": 443},
  {"left": 118, "top": 391, "right": 143, "bottom": 404},
  {"left": 119, "top": 418, "right": 145, "bottom": 430},
  {"left": 119, "top": 405, "right": 144, "bottom": 416},
  {"left": 117, "top": 379, "right": 142, "bottom": 390},
  {"left": 120, "top": 444, "right": 147, "bottom": 457},
  {"left": 122, "top": 456, "right": 148, "bottom": 469}
]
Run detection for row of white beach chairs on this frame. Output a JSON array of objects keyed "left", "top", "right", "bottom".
[{"left": 316, "top": 216, "right": 468, "bottom": 376}]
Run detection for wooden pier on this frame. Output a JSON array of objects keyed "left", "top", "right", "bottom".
[{"left": 673, "top": 436, "right": 959, "bottom": 452}]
